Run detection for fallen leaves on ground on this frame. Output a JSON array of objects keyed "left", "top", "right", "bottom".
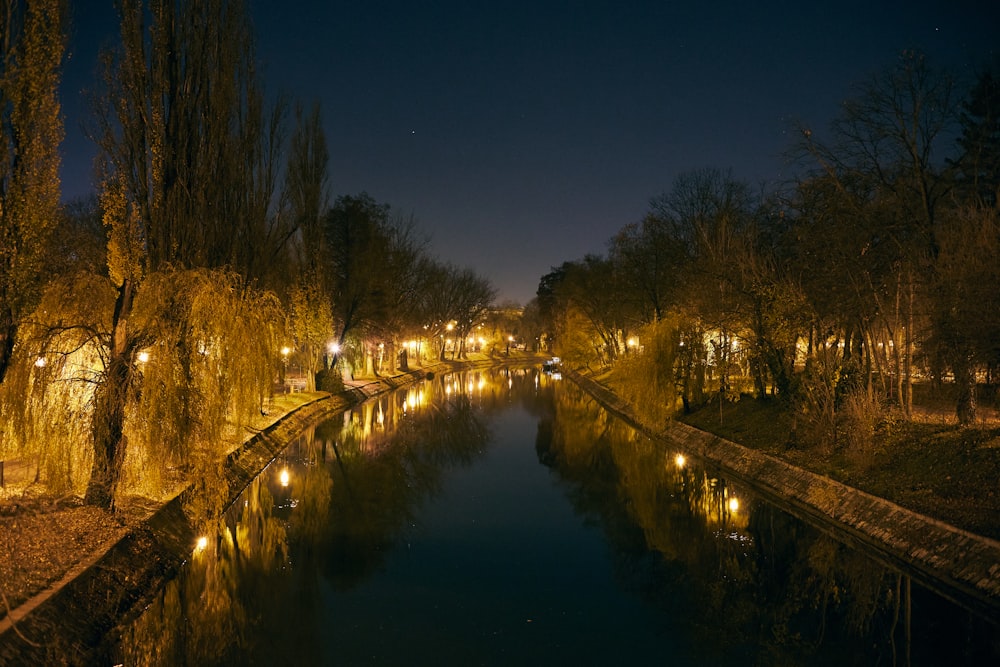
[{"left": 0, "top": 495, "right": 126, "bottom": 621}]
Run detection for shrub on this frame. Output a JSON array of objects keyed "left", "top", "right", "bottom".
[{"left": 315, "top": 368, "right": 343, "bottom": 393}]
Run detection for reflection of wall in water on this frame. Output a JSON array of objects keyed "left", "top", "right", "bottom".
[
  {"left": 544, "top": 381, "right": 956, "bottom": 663},
  {"left": 115, "top": 472, "right": 289, "bottom": 665}
]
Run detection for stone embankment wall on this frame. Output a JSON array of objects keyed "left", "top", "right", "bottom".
[
  {"left": 568, "top": 370, "right": 1000, "bottom": 622},
  {"left": 0, "top": 364, "right": 453, "bottom": 663}
]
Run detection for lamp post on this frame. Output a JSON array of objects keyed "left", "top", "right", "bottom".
[{"left": 280, "top": 346, "right": 290, "bottom": 392}]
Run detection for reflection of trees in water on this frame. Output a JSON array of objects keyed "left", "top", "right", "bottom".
[
  {"left": 113, "top": 474, "right": 289, "bottom": 665},
  {"left": 280, "top": 371, "right": 492, "bottom": 592},
  {"left": 543, "top": 381, "right": 957, "bottom": 665},
  {"left": 113, "top": 372, "right": 495, "bottom": 663}
]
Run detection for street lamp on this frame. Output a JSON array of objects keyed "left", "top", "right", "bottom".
[{"left": 280, "top": 346, "right": 291, "bottom": 391}]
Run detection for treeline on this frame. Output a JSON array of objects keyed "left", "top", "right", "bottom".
[
  {"left": 0, "top": 0, "right": 497, "bottom": 509},
  {"left": 534, "top": 51, "right": 1000, "bottom": 437}
]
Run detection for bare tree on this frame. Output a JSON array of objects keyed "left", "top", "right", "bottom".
[
  {"left": 793, "top": 51, "right": 957, "bottom": 417},
  {"left": 414, "top": 259, "right": 495, "bottom": 361},
  {"left": 952, "top": 64, "right": 1000, "bottom": 208},
  {"left": 653, "top": 168, "right": 755, "bottom": 400},
  {"left": 283, "top": 102, "right": 333, "bottom": 388},
  {"left": 284, "top": 102, "right": 330, "bottom": 273}
]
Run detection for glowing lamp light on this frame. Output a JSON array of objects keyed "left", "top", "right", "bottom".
[
  {"left": 281, "top": 346, "right": 291, "bottom": 357},
  {"left": 674, "top": 454, "right": 686, "bottom": 469},
  {"left": 328, "top": 342, "right": 340, "bottom": 354},
  {"left": 280, "top": 468, "right": 290, "bottom": 487},
  {"left": 137, "top": 351, "right": 150, "bottom": 363},
  {"left": 34, "top": 357, "right": 46, "bottom": 368},
  {"left": 728, "top": 497, "right": 740, "bottom": 513},
  {"left": 195, "top": 536, "right": 209, "bottom": 552}
]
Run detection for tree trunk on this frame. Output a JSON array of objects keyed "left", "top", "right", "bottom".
[
  {"left": 84, "top": 354, "right": 131, "bottom": 509},
  {"left": 903, "top": 271, "right": 914, "bottom": 417},
  {"left": 954, "top": 350, "right": 977, "bottom": 425},
  {"left": 84, "top": 280, "right": 136, "bottom": 510},
  {"left": 387, "top": 340, "right": 397, "bottom": 374},
  {"left": 0, "top": 304, "right": 16, "bottom": 385}
]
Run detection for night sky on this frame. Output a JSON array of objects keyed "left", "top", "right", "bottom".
[{"left": 59, "top": 1, "right": 998, "bottom": 304}]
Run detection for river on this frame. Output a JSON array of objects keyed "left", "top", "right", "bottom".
[{"left": 99, "top": 366, "right": 999, "bottom": 665}]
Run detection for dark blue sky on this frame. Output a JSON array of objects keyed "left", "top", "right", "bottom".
[{"left": 60, "top": 1, "right": 998, "bottom": 304}]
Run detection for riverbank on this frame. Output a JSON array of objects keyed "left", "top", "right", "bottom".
[
  {"left": 9, "top": 352, "right": 995, "bottom": 658},
  {"left": 567, "top": 368, "right": 1000, "bottom": 622},
  {"left": 0, "top": 353, "right": 531, "bottom": 660}
]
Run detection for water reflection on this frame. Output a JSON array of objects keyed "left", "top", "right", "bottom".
[
  {"left": 114, "top": 469, "right": 287, "bottom": 665},
  {"left": 109, "top": 370, "right": 513, "bottom": 664},
  {"left": 102, "top": 368, "right": 997, "bottom": 666},
  {"left": 539, "top": 381, "right": 999, "bottom": 665}
]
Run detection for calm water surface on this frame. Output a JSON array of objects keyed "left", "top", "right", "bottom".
[{"left": 105, "top": 367, "right": 999, "bottom": 665}]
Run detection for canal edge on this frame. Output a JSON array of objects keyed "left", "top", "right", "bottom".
[
  {"left": 0, "top": 359, "right": 505, "bottom": 662},
  {"left": 564, "top": 368, "right": 1000, "bottom": 624}
]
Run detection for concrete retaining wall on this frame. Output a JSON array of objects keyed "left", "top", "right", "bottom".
[
  {"left": 568, "top": 370, "right": 1000, "bottom": 622},
  {"left": 0, "top": 366, "right": 445, "bottom": 664}
]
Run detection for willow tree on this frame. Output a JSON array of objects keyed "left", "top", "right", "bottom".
[
  {"left": 76, "top": 0, "right": 288, "bottom": 508},
  {"left": 8, "top": 266, "right": 284, "bottom": 499},
  {"left": 0, "top": 0, "right": 65, "bottom": 384}
]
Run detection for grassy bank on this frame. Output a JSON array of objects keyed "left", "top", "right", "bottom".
[{"left": 678, "top": 394, "right": 1000, "bottom": 541}]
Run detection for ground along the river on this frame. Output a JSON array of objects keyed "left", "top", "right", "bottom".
[{"left": 94, "top": 367, "right": 998, "bottom": 666}]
